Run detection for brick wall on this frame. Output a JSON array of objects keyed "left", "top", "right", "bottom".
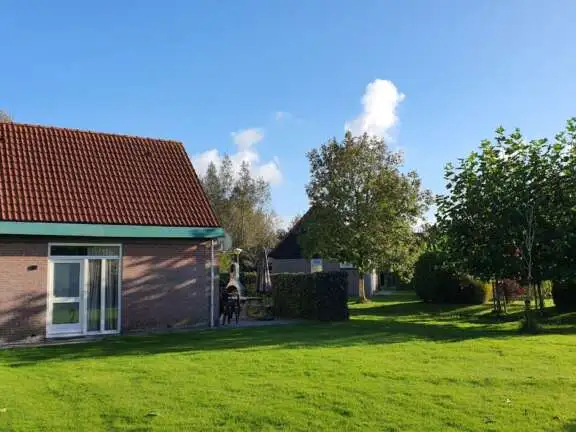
[
  {"left": 0, "top": 237, "right": 217, "bottom": 343},
  {"left": 122, "top": 239, "right": 215, "bottom": 331},
  {"left": 0, "top": 239, "right": 48, "bottom": 344}
]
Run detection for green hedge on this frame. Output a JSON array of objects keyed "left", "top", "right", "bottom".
[
  {"left": 458, "top": 275, "right": 492, "bottom": 304},
  {"left": 271, "top": 272, "right": 349, "bottom": 321},
  {"left": 552, "top": 280, "right": 576, "bottom": 312},
  {"left": 413, "top": 252, "right": 457, "bottom": 302},
  {"left": 413, "top": 252, "right": 490, "bottom": 304}
]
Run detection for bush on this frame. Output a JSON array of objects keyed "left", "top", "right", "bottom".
[
  {"left": 496, "top": 279, "right": 523, "bottom": 302},
  {"left": 271, "top": 272, "right": 349, "bottom": 321},
  {"left": 413, "top": 252, "right": 459, "bottom": 303},
  {"left": 552, "top": 280, "right": 576, "bottom": 312},
  {"left": 458, "top": 276, "right": 491, "bottom": 304},
  {"left": 413, "top": 252, "right": 490, "bottom": 304}
]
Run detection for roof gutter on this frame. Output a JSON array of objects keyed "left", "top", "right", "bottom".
[{"left": 0, "top": 222, "right": 225, "bottom": 239}]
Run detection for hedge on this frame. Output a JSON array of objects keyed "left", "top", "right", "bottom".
[
  {"left": 552, "top": 280, "right": 576, "bottom": 312},
  {"left": 271, "top": 272, "right": 349, "bottom": 321},
  {"left": 413, "top": 252, "right": 490, "bottom": 304},
  {"left": 458, "top": 275, "right": 492, "bottom": 304},
  {"left": 413, "top": 252, "right": 457, "bottom": 303}
]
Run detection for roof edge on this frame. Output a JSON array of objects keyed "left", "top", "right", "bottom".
[
  {"left": 0, "top": 222, "right": 225, "bottom": 239},
  {"left": 269, "top": 207, "right": 313, "bottom": 258},
  {"left": 3, "top": 122, "right": 182, "bottom": 145}
]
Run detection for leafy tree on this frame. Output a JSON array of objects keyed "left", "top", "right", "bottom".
[
  {"left": 437, "top": 119, "right": 576, "bottom": 316},
  {"left": 201, "top": 157, "right": 278, "bottom": 253},
  {"left": 230, "top": 161, "right": 271, "bottom": 247},
  {"left": 220, "top": 155, "right": 235, "bottom": 200},
  {"left": 300, "top": 132, "right": 432, "bottom": 301},
  {"left": 203, "top": 162, "right": 224, "bottom": 218}
]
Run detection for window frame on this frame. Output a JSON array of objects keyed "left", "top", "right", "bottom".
[
  {"left": 49, "top": 243, "right": 122, "bottom": 259},
  {"left": 46, "top": 243, "right": 123, "bottom": 338}
]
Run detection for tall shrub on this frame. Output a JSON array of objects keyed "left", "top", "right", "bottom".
[
  {"left": 413, "top": 251, "right": 459, "bottom": 303},
  {"left": 458, "top": 275, "right": 491, "bottom": 304},
  {"left": 413, "top": 252, "right": 490, "bottom": 304}
]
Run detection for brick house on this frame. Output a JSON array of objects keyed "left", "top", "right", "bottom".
[{"left": 0, "top": 122, "right": 223, "bottom": 345}]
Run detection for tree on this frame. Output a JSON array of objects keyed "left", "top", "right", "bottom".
[
  {"left": 300, "top": 131, "right": 432, "bottom": 301},
  {"left": 0, "top": 110, "right": 12, "bottom": 123},
  {"left": 437, "top": 119, "right": 576, "bottom": 317},
  {"left": 203, "top": 162, "right": 224, "bottom": 217},
  {"left": 230, "top": 161, "right": 271, "bottom": 247},
  {"left": 201, "top": 157, "right": 279, "bottom": 255}
]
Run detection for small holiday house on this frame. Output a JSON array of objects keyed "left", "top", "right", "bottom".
[{"left": 0, "top": 122, "right": 223, "bottom": 344}]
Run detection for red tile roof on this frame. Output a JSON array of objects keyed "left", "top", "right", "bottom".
[{"left": 0, "top": 122, "right": 219, "bottom": 227}]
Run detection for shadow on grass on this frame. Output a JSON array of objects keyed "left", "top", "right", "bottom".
[
  {"left": 2, "top": 295, "right": 575, "bottom": 367},
  {"left": 0, "top": 321, "right": 525, "bottom": 367},
  {"left": 355, "top": 295, "right": 576, "bottom": 325},
  {"left": 349, "top": 298, "right": 485, "bottom": 318}
]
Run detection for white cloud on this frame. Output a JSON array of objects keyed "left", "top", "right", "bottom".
[
  {"left": 256, "top": 161, "right": 283, "bottom": 185},
  {"left": 345, "top": 79, "right": 405, "bottom": 137},
  {"left": 230, "top": 128, "right": 263, "bottom": 151},
  {"left": 192, "top": 149, "right": 221, "bottom": 179},
  {"left": 192, "top": 127, "right": 283, "bottom": 185}
]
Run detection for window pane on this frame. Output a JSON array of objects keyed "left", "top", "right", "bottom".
[
  {"left": 52, "top": 302, "right": 80, "bottom": 324},
  {"left": 53, "top": 263, "right": 80, "bottom": 297},
  {"left": 87, "top": 260, "right": 102, "bottom": 331},
  {"left": 51, "top": 246, "right": 86, "bottom": 256},
  {"left": 51, "top": 246, "right": 120, "bottom": 256},
  {"left": 87, "top": 246, "right": 120, "bottom": 256},
  {"left": 105, "top": 260, "right": 119, "bottom": 330}
]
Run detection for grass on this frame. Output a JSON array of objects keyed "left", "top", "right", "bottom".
[{"left": 1, "top": 294, "right": 575, "bottom": 431}]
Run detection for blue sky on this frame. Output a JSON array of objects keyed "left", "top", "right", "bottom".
[{"left": 2, "top": 1, "right": 576, "bottom": 227}]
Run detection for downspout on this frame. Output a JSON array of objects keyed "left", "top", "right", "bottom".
[{"left": 210, "top": 239, "right": 215, "bottom": 328}]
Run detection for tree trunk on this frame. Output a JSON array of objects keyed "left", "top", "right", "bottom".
[
  {"left": 536, "top": 281, "right": 545, "bottom": 314},
  {"left": 492, "top": 280, "right": 498, "bottom": 314},
  {"left": 358, "top": 277, "right": 368, "bottom": 303},
  {"left": 524, "top": 281, "right": 532, "bottom": 319},
  {"left": 502, "top": 285, "right": 508, "bottom": 314}
]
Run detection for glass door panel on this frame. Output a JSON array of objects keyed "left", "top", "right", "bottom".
[
  {"left": 87, "top": 260, "right": 102, "bottom": 332},
  {"left": 105, "top": 260, "right": 119, "bottom": 331},
  {"left": 52, "top": 302, "right": 80, "bottom": 324},
  {"left": 50, "top": 261, "right": 82, "bottom": 335}
]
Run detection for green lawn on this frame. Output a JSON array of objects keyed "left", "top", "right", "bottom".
[{"left": 1, "top": 294, "right": 575, "bottom": 431}]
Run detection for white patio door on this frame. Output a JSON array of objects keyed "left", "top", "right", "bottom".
[
  {"left": 48, "top": 260, "right": 84, "bottom": 336},
  {"left": 48, "top": 248, "right": 121, "bottom": 337}
]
